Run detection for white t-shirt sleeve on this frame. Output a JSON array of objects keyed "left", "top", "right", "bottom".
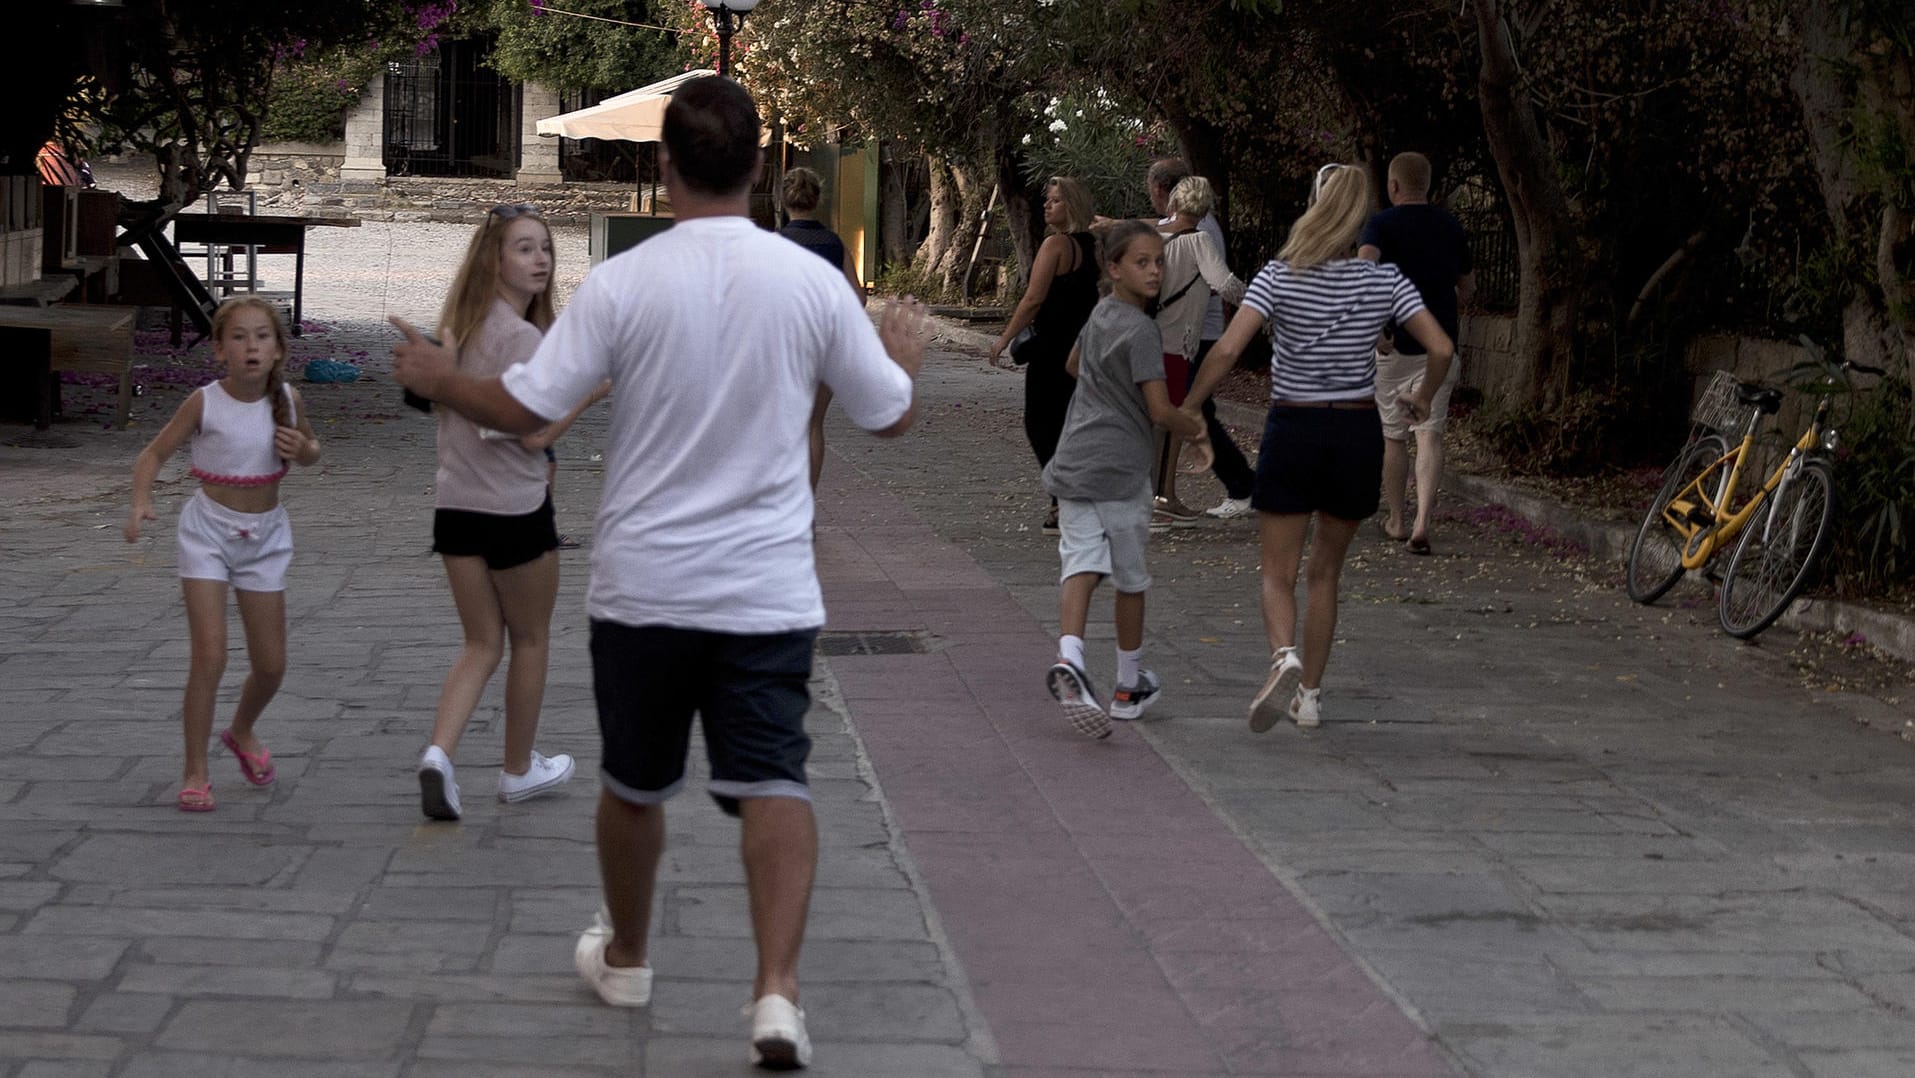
[
  {"left": 501, "top": 272, "right": 616, "bottom": 422},
  {"left": 817, "top": 284, "right": 913, "bottom": 431}
]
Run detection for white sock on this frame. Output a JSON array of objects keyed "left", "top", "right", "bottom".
[
  {"left": 1059, "top": 635, "right": 1086, "bottom": 669},
  {"left": 1117, "top": 647, "right": 1142, "bottom": 688}
]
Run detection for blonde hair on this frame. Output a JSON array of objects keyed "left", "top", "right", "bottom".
[
  {"left": 211, "top": 297, "right": 292, "bottom": 428},
  {"left": 438, "top": 208, "right": 557, "bottom": 356},
  {"left": 1167, "top": 176, "right": 1215, "bottom": 219},
  {"left": 781, "top": 167, "right": 824, "bottom": 214},
  {"left": 1279, "top": 165, "right": 1371, "bottom": 271},
  {"left": 1047, "top": 176, "right": 1094, "bottom": 234}
]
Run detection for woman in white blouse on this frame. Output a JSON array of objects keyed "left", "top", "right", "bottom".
[
  {"left": 1182, "top": 166, "right": 1452, "bottom": 731},
  {"left": 1152, "top": 176, "right": 1245, "bottom": 525}
]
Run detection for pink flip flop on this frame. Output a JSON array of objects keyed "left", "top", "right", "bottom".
[
  {"left": 178, "top": 784, "right": 215, "bottom": 812},
  {"left": 219, "top": 729, "right": 277, "bottom": 786}
]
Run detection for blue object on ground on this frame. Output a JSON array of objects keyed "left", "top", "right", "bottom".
[{"left": 303, "top": 359, "right": 361, "bottom": 383}]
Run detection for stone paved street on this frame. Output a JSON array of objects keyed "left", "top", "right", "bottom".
[{"left": 2, "top": 217, "right": 1913, "bottom": 1076}]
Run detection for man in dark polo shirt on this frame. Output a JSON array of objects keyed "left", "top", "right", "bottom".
[{"left": 1360, "top": 151, "right": 1474, "bottom": 555}]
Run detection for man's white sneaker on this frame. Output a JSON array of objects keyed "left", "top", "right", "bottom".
[
  {"left": 1205, "top": 496, "right": 1253, "bottom": 519},
  {"left": 418, "top": 745, "right": 462, "bottom": 821},
  {"left": 574, "top": 909, "right": 652, "bottom": 1007},
  {"left": 1109, "top": 669, "right": 1162, "bottom": 721},
  {"left": 1288, "top": 686, "right": 1323, "bottom": 729},
  {"left": 1249, "top": 647, "right": 1303, "bottom": 733},
  {"left": 498, "top": 750, "right": 576, "bottom": 803},
  {"left": 746, "top": 993, "right": 812, "bottom": 1070}
]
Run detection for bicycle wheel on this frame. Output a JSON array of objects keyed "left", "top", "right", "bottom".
[
  {"left": 1626, "top": 435, "right": 1727, "bottom": 604},
  {"left": 1718, "top": 457, "right": 1835, "bottom": 639}
]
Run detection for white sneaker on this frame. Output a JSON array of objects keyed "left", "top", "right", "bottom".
[
  {"left": 1288, "top": 686, "right": 1323, "bottom": 729},
  {"left": 746, "top": 993, "right": 812, "bottom": 1070},
  {"left": 418, "top": 745, "right": 462, "bottom": 821},
  {"left": 1249, "top": 648, "right": 1303, "bottom": 733},
  {"left": 1109, "top": 669, "right": 1162, "bottom": 721},
  {"left": 498, "top": 750, "right": 576, "bottom": 803},
  {"left": 1205, "top": 496, "right": 1253, "bottom": 519},
  {"left": 574, "top": 909, "right": 652, "bottom": 1007}
]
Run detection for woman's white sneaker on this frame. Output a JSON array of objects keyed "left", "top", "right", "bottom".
[
  {"left": 1249, "top": 647, "right": 1303, "bottom": 733},
  {"left": 746, "top": 993, "right": 812, "bottom": 1070},
  {"left": 498, "top": 750, "right": 576, "bottom": 803},
  {"left": 1288, "top": 686, "right": 1323, "bottom": 728},
  {"left": 418, "top": 745, "right": 462, "bottom": 821}
]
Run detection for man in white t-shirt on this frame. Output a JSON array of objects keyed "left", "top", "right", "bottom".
[{"left": 392, "top": 77, "right": 927, "bottom": 1071}]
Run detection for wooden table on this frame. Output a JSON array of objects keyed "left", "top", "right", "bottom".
[
  {"left": 0, "top": 305, "right": 135, "bottom": 429},
  {"left": 170, "top": 213, "right": 360, "bottom": 335}
]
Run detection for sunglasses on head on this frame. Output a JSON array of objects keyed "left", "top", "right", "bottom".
[
  {"left": 489, "top": 203, "right": 541, "bottom": 219},
  {"left": 1310, "top": 163, "right": 1352, "bottom": 205}
]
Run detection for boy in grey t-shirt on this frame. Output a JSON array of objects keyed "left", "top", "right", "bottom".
[{"left": 1042, "top": 222, "right": 1210, "bottom": 739}]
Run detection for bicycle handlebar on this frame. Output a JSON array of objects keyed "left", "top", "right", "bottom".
[{"left": 1844, "top": 361, "right": 1888, "bottom": 377}]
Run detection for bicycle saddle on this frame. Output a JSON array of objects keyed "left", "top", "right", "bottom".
[{"left": 1735, "top": 383, "right": 1783, "bottom": 413}]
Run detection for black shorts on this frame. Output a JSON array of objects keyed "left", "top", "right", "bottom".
[
  {"left": 432, "top": 494, "right": 558, "bottom": 570},
  {"left": 1251, "top": 405, "right": 1384, "bottom": 521},
  {"left": 589, "top": 621, "right": 817, "bottom": 817}
]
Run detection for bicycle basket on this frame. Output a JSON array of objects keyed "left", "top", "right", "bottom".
[{"left": 1691, "top": 370, "right": 1754, "bottom": 439}]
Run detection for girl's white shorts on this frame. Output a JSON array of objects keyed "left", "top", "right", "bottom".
[{"left": 177, "top": 490, "right": 293, "bottom": 592}]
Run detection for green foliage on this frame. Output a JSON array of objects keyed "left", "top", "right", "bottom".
[
  {"left": 1785, "top": 353, "right": 1915, "bottom": 592},
  {"left": 874, "top": 261, "right": 961, "bottom": 305},
  {"left": 1016, "top": 93, "right": 1171, "bottom": 220},
  {"left": 1470, "top": 389, "right": 1626, "bottom": 477},
  {"left": 262, "top": 48, "right": 382, "bottom": 144},
  {"left": 483, "top": 0, "right": 682, "bottom": 92}
]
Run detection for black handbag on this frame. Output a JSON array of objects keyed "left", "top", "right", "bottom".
[{"left": 1008, "top": 326, "right": 1039, "bottom": 365}]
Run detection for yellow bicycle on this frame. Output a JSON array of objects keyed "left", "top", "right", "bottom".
[{"left": 1624, "top": 360, "right": 1885, "bottom": 638}]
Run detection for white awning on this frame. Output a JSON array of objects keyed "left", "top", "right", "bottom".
[{"left": 535, "top": 70, "right": 716, "bottom": 143}]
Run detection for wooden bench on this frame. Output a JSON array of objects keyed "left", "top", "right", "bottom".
[{"left": 0, "top": 305, "right": 135, "bottom": 429}]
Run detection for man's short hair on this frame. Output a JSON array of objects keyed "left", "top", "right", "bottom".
[
  {"left": 781, "top": 167, "right": 823, "bottom": 213},
  {"left": 663, "top": 77, "right": 762, "bottom": 197},
  {"left": 1146, "top": 157, "right": 1190, "bottom": 196},
  {"left": 1388, "top": 152, "right": 1432, "bottom": 198}
]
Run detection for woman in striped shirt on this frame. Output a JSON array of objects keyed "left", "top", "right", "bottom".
[{"left": 1183, "top": 165, "right": 1453, "bottom": 731}]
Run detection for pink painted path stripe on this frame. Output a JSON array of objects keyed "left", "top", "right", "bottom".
[{"left": 816, "top": 465, "right": 1457, "bottom": 1077}]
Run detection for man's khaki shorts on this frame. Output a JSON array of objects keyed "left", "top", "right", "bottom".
[{"left": 1375, "top": 351, "right": 1461, "bottom": 440}]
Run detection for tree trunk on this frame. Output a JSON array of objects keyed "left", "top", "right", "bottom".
[
  {"left": 1165, "top": 103, "right": 1229, "bottom": 231},
  {"left": 913, "top": 155, "right": 961, "bottom": 279},
  {"left": 1473, "top": 0, "right": 1582, "bottom": 409},
  {"left": 931, "top": 162, "right": 984, "bottom": 292},
  {"left": 996, "top": 146, "right": 1046, "bottom": 291},
  {"left": 880, "top": 150, "right": 911, "bottom": 267},
  {"left": 1790, "top": 4, "right": 1915, "bottom": 388}
]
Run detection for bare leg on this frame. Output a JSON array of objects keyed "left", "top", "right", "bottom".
[
  {"left": 1257, "top": 512, "right": 1309, "bottom": 656},
  {"left": 1058, "top": 572, "right": 1100, "bottom": 641},
  {"left": 1381, "top": 437, "right": 1410, "bottom": 539},
  {"left": 429, "top": 555, "right": 505, "bottom": 758},
  {"left": 1299, "top": 514, "right": 1361, "bottom": 690},
  {"left": 492, "top": 551, "right": 559, "bottom": 774},
  {"left": 807, "top": 387, "right": 833, "bottom": 492},
  {"left": 740, "top": 795, "right": 818, "bottom": 1002},
  {"left": 595, "top": 789, "right": 664, "bottom": 970},
  {"left": 227, "top": 588, "right": 287, "bottom": 756},
  {"left": 1410, "top": 427, "right": 1444, "bottom": 544},
  {"left": 180, "top": 579, "right": 229, "bottom": 788},
  {"left": 1113, "top": 589, "right": 1145, "bottom": 651}
]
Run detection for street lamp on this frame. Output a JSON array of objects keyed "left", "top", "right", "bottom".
[{"left": 706, "top": 0, "right": 760, "bottom": 79}]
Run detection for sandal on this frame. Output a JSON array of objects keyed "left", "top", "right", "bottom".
[
  {"left": 177, "top": 784, "right": 215, "bottom": 812},
  {"left": 556, "top": 533, "right": 581, "bottom": 549},
  {"left": 219, "top": 728, "right": 276, "bottom": 786},
  {"left": 1407, "top": 535, "right": 1432, "bottom": 556}
]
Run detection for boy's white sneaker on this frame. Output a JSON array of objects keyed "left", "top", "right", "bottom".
[
  {"left": 746, "top": 993, "right": 812, "bottom": 1070},
  {"left": 1109, "top": 669, "right": 1162, "bottom": 721},
  {"left": 418, "top": 745, "right": 462, "bottom": 821},
  {"left": 498, "top": 750, "right": 576, "bottom": 803},
  {"left": 1249, "top": 648, "right": 1303, "bottom": 733},
  {"left": 1047, "top": 661, "right": 1111, "bottom": 740},
  {"left": 1288, "top": 686, "right": 1323, "bottom": 729}
]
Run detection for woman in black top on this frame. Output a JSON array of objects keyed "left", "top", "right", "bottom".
[{"left": 990, "top": 176, "right": 1100, "bottom": 534}]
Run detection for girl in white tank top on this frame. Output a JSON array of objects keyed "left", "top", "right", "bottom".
[{"left": 124, "top": 297, "right": 322, "bottom": 813}]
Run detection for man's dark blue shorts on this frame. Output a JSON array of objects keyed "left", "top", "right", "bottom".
[{"left": 589, "top": 621, "right": 816, "bottom": 817}]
